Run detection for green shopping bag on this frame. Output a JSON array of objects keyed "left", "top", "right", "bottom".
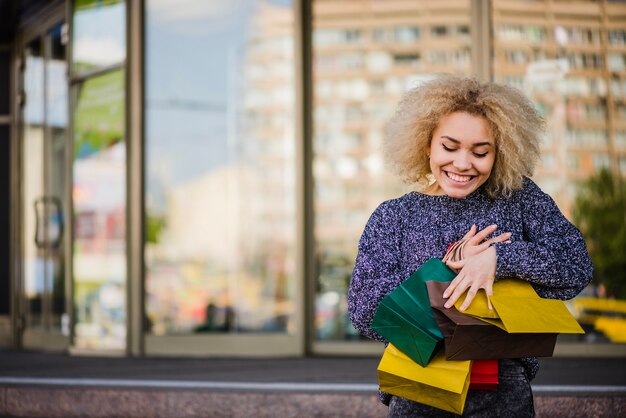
[{"left": 372, "top": 258, "right": 457, "bottom": 366}]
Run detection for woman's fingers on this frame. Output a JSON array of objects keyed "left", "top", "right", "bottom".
[
  {"left": 445, "top": 259, "right": 465, "bottom": 271},
  {"left": 485, "top": 280, "right": 494, "bottom": 310},
  {"left": 443, "top": 287, "right": 460, "bottom": 308},
  {"left": 458, "top": 284, "right": 480, "bottom": 311},
  {"left": 460, "top": 224, "right": 477, "bottom": 241},
  {"left": 445, "top": 279, "right": 490, "bottom": 311},
  {"left": 442, "top": 272, "right": 464, "bottom": 299},
  {"left": 486, "top": 232, "right": 511, "bottom": 245},
  {"left": 476, "top": 232, "right": 511, "bottom": 252},
  {"left": 468, "top": 224, "right": 498, "bottom": 244},
  {"left": 443, "top": 275, "right": 469, "bottom": 308}
]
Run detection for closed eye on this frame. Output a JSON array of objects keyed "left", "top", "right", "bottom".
[
  {"left": 442, "top": 144, "right": 456, "bottom": 152},
  {"left": 473, "top": 151, "right": 488, "bottom": 158}
]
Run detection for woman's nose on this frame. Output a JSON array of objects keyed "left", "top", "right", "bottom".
[{"left": 453, "top": 152, "right": 472, "bottom": 170}]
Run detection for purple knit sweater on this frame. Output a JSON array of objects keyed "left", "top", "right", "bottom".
[{"left": 349, "top": 177, "right": 593, "bottom": 383}]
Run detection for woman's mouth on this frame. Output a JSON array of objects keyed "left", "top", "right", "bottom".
[{"left": 446, "top": 171, "right": 474, "bottom": 183}]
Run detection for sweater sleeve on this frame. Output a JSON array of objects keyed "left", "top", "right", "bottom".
[
  {"left": 348, "top": 200, "right": 407, "bottom": 342},
  {"left": 493, "top": 178, "right": 593, "bottom": 300}
]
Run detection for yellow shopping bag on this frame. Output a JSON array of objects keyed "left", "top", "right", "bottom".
[
  {"left": 455, "top": 278, "right": 584, "bottom": 334},
  {"left": 377, "top": 343, "right": 471, "bottom": 415}
]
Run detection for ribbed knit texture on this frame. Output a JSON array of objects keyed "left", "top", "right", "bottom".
[{"left": 348, "top": 177, "right": 593, "bottom": 403}]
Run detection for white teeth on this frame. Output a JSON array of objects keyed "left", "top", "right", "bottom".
[{"left": 447, "top": 172, "right": 472, "bottom": 182}]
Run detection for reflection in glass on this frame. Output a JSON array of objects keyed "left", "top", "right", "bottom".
[
  {"left": 72, "top": 69, "right": 126, "bottom": 350},
  {"left": 22, "top": 38, "right": 45, "bottom": 330},
  {"left": 72, "top": 0, "right": 126, "bottom": 74},
  {"left": 312, "top": 0, "right": 472, "bottom": 341},
  {"left": 492, "top": 0, "right": 626, "bottom": 345},
  {"left": 45, "top": 24, "right": 69, "bottom": 333},
  {"left": 21, "top": 25, "right": 69, "bottom": 335},
  {"left": 145, "top": 0, "right": 296, "bottom": 335}
]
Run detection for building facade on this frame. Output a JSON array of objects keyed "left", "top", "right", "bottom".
[{"left": 1, "top": 0, "right": 624, "bottom": 357}]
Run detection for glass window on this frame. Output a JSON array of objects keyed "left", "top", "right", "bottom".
[
  {"left": 592, "top": 154, "right": 611, "bottom": 170},
  {"left": 554, "top": 26, "right": 601, "bottom": 47},
  {"left": 19, "top": 26, "right": 69, "bottom": 339},
  {"left": 71, "top": 0, "right": 126, "bottom": 354},
  {"left": 457, "top": 25, "right": 470, "bottom": 38},
  {"left": 395, "top": 26, "right": 420, "bottom": 43},
  {"left": 144, "top": 0, "right": 297, "bottom": 335},
  {"left": 393, "top": 53, "right": 420, "bottom": 68},
  {"left": 495, "top": 24, "right": 546, "bottom": 43},
  {"left": 608, "top": 53, "right": 626, "bottom": 72},
  {"left": 608, "top": 29, "right": 626, "bottom": 46},
  {"left": 312, "top": 0, "right": 472, "bottom": 342},
  {"left": 567, "top": 153, "right": 579, "bottom": 169},
  {"left": 22, "top": 38, "right": 45, "bottom": 331},
  {"left": 431, "top": 25, "right": 448, "bottom": 38},
  {"left": 46, "top": 24, "right": 69, "bottom": 334},
  {"left": 72, "top": 0, "right": 126, "bottom": 75},
  {"left": 366, "top": 51, "right": 393, "bottom": 73},
  {"left": 492, "top": 0, "right": 625, "bottom": 347},
  {"left": 373, "top": 28, "right": 393, "bottom": 44},
  {"left": 314, "top": 28, "right": 362, "bottom": 46},
  {"left": 616, "top": 131, "right": 626, "bottom": 149},
  {"left": 72, "top": 68, "right": 126, "bottom": 350}
]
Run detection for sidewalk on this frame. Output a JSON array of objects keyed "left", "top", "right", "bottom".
[{"left": 1, "top": 350, "right": 625, "bottom": 417}]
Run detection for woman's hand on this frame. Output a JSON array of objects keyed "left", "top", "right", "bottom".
[
  {"left": 443, "top": 246, "right": 497, "bottom": 311},
  {"left": 455, "top": 224, "right": 511, "bottom": 260}
]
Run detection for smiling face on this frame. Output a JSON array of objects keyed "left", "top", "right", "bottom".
[{"left": 428, "top": 111, "right": 496, "bottom": 198}]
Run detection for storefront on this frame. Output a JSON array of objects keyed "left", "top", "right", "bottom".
[{"left": 1, "top": 0, "right": 625, "bottom": 358}]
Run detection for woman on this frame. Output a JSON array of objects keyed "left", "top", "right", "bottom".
[{"left": 348, "top": 76, "right": 593, "bottom": 417}]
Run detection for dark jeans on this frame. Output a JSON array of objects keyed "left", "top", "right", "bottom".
[{"left": 388, "top": 359, "right": 535, "bottom": 418}]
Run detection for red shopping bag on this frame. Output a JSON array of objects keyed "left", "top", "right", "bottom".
[{"left": 469, "top": 359, "right": 498, "bottom": 390}]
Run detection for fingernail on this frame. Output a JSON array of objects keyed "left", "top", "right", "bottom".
[
  {"left": 444, "top": 302, "right": 451, "bottom": 308},
  {"left": 491, "top": 224, "right": 497, "bottom": 229}
]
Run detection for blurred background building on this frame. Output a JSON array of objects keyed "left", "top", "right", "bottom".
[{"left": 0, "top": 0, "right": 624, "bottom": 358}]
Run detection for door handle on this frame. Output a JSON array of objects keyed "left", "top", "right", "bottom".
[{"left": 34, "top": 196, "right": 64, "bottom": 250}]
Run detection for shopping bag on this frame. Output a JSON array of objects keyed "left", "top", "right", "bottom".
[
  {"left": 454, "top": 278, "right": 585, "bottom": 334},
  {"left": 426, "top": 280, "right": 558, "bottom": 359},
  {"left": 469, "top": 359, "right": 498, "bottom": 391},
  {"left": 371, "top": 258, "right": 457, "bottom": 366},
  {"left": 378, "top": 343, "right": 471, "bottom": 415},
  {"left": 442, "top": 239, "right": 469, "bottom": 264},
  {"left": 370, "top": 300, "right": 442, "bottom": 367}
]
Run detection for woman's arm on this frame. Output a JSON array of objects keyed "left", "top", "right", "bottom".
[
  {"left": 493, "top": 178, "right": 593, "bottom": 300},
  {"left": 348, "top": 200, "right": 406, "bottom": 342}
]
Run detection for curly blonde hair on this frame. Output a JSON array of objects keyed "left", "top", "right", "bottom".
[{"left": 384, "top": 76, "right": 544, "bottom": 198}]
